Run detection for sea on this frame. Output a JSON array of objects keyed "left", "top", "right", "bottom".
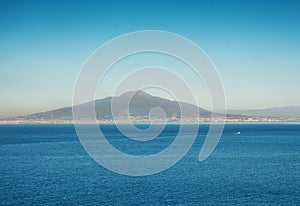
[{"left": 0, "top": 123, "right": 299, "bottom": 205}]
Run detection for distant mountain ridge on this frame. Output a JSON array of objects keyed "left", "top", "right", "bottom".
[{"left": 228, "top": 106, "right": 300, "bottom": 118}]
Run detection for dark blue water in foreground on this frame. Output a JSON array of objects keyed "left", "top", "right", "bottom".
[{"left": 0, "top": 124, "right": 299, "bottom": 205}]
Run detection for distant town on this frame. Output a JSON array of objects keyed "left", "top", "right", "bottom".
[{"left": 1, "top": 116, "right": 299, "bottom": 124}]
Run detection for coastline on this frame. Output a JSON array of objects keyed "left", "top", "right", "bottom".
[{"left": 1, "top": 118, "right": 299, "bottom": 125}]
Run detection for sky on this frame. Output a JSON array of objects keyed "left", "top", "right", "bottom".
[{"left": 0, "top": 0, "right": 300, "bottom": 117}]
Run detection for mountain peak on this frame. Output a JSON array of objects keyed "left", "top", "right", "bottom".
[{"left": 119, "top": 90, "right": 153, "bottom": 98}]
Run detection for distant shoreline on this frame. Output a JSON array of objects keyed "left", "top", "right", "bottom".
[{"left": 1, "top": 119, "right": 299, "bottom": 125}]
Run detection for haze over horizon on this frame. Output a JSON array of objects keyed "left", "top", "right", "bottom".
[{"left": 1, "top": 0, "right": 300, "bottom": 117}]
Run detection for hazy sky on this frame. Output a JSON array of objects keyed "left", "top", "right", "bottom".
[{"left": 1, "top": 0, "right": 300, "bottom": 117}]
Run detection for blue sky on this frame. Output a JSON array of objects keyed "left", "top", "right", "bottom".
[{"left": 1, "top": 0, "right": 300, "bottom": 117}]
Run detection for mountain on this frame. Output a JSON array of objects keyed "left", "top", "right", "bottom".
[
  {"left": 7, "top": 90, "right": 212, "bottom": 122},
  {"left": 4, "top": 91, "right": 298, "bottom": 123},
  {"left": 228, "top": 106, "right": 300, "bottom": 118}
]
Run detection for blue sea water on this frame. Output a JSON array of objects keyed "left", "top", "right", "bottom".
[{"left": 0, "top": 124, "right": 299, "bottom": 205}]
